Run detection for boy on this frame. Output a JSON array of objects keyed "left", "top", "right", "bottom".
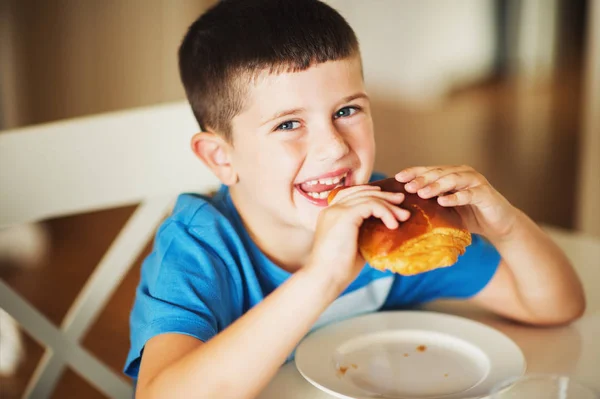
[{"left": 125, "top": 1, "right": 585, "bottom": 398}]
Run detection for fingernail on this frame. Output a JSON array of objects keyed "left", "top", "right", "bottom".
[{"left": 396, "top": 172, "right": 409, "bottom": 182}]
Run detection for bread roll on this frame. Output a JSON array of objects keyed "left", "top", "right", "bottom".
[{"left": 328, "top": 178, "right": 472, "bottom": 275}]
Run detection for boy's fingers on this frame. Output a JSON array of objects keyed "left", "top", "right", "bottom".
[
  {"left": 334, "top": 188, "right": 404, "bottom": 205},
  {"left": 438, "top": 186, "right": 489, "bottom": 207},
  {"left": 403, "top": 165, "right": 473, "bottom": 192},
  {"left": 396, "top": 165, "right": 459, "bottom": 182},
  {"left": 346, "top": 197, "right": 409, "bottom": 227},
  {"left": 368, "top": 202, "right": 399, "bottom": 230},
  {"left": 416, "top": 171, "right": 479, "bottom": 199},
  {"left": 370, "top": 199, "right": 410, "bottom": 225},
  {"left": 392, "top": 205, "right": 411, "bottom": 221},
  {"left": 368, "top": 191, "right": 405, "bottom": 203},
  {"left": 328, "top": 185, "right": 380, "bottom": 205},
  {"left": 371, "top": 201, "right": 410, "bottom": 227},
  {"left": 395, "top": 166, "right": 439, "bottom": 182}
]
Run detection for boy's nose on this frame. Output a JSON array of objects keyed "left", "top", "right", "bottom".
[{"left": 312, "top": 126, "right": 350, "bottom": 162}]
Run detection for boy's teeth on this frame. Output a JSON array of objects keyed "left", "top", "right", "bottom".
[
  {"left": 307, "top": 190, "right": 330, "bottom": 199},
  {"left": 305, "top": 173, "right": 346, "bottom": 187},
  {"left": 304, "top": 181, "right": 345, "bottom": 200}
]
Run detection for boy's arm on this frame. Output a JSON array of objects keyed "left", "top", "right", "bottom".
[
  {"left": 136, "top": 186, "right": 409, "bottom": 399},
  {"left": 137, "top": 266, "right": 341, "bottom": 399},
  {"left": 395, "top": 166, "right": 585, "bottom": 326},
  {"left": 468, "top": 210, "right": 585, "bottom": 325}
]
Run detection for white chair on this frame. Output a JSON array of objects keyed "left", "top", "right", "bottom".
[{"left": 0, "top": 101, "right": 220, "bottom": 398}]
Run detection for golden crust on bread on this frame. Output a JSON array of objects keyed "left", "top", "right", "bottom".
[{"left": 330, "top": 178, "right": 472, "bottom": 275}]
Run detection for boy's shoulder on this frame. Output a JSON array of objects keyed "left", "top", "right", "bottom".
[
  {"left": 124, "top": 187, "right": 248, "bottom": 379},
  {"left": 168, "top": 186, "right": 232, "bottom": 228},
  {"left": 149, "top": 186, "right": 246, "bottom": 273}
]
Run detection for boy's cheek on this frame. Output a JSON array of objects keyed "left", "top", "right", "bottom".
[{"left": 354, "top": 136, "right": 376, "bottom": 162}]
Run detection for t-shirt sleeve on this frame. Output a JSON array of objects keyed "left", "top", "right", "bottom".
[
  {"left": 124, "top": 220, "right": 241, "bottom": 379},
  {"left": 382, "top": 234, "right": 501, "bottom": 308},
  {"left": 369, "top": 171, "right": 388, "bottom": 182}
]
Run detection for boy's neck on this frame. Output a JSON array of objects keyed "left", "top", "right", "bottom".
[{"left": 229, "top": 189, "right": 314, "bottom": 273}]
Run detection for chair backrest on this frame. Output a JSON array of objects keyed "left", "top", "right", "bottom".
[
  {"left": 0, "top": 101, "right": 218, "bottom": 227},
  {"left": 0, "top": 101, "right": 220, "bottom": 398}
]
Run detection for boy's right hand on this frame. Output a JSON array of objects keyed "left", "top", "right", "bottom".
[{"left": 308, "top": 185, "right": 410, "bottom": 290}]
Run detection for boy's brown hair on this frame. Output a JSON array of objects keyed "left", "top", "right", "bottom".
[{"left": 178, "top": 0, "right": 359, "bottom": 140}]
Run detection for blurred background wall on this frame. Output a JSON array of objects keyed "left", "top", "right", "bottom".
[
  {"left": 1, "top": 0, "right": 596, "bottom": 232},
  {"left": 0, "top": 0, "right": 215, "bottom": 128},
  {"left": 0, "top": 1, "right": 598, "bottom": 397},
  {"left": 326, "top": 0, "right": 593, "bottom": 231}
]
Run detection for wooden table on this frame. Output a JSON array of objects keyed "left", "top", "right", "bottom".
[{"left": 258, "top": 226, "right": 600, "bottom": 398}]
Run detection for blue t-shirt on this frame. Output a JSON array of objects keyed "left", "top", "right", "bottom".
[{"left": 124, "top": 176, "right": 501, "bottom": 379}]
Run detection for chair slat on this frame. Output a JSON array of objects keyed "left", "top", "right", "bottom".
[
  {"left": 0, "top": 279, "right": 133, "bottom": 398},
  {"left": 24, "top": 352, "right": 65, "bottom": 399},
  {"left": 63, "top": 197, "right": 173, "bottom": 340},
  {"left": 0, "top": 101, "right": 219, "bottom": 227}
]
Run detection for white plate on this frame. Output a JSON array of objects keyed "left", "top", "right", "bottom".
[{"left": 295, "top": 311, "right": 525, "bottom": 399}]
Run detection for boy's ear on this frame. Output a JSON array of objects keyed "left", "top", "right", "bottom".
[{"left": 191, "top": 132, "right": 238, "bottom": 185}]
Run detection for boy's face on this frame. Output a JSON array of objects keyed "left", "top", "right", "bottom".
[{"left": 229, "top": 55, "right": 375, "bottom": 231}]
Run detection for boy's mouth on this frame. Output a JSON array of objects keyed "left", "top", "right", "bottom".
[{"left": 295, "top": 169, "right": 352, "bottom": 206}]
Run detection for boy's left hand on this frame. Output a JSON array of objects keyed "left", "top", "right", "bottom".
[
  {"left": 397, "top": 165, "right": 586, "bottom": 326},
  {"left": 395, "top": 165, "right": 518, "bottom": 240}
]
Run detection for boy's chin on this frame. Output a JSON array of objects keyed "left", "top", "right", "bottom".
[{"left": 293, "top": 197, "right": 325, "bottom": 231}]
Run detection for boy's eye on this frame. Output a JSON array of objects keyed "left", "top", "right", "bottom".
[
  {"left": 276, "top": 121, "right": 301, "bottom": 131},
  {"left": 334, "top": 106, "right": 359, "bottom": 119}
]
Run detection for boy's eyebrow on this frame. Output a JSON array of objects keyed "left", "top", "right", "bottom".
[
  {"left": 261, "top": 108, "right": 306, "bottom": 126},
  {"left": 342, "top": 93, "right": 369, "bottom": 103},
  {"left": 261, "top": 93, "right": 369, "bottom": 126}
]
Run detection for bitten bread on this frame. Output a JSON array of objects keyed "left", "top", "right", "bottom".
[{"left": 328, "top": 178, "right": 472, "bottom": 275}]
